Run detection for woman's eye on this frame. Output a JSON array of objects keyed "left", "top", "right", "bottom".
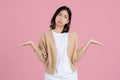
[
  {"left": 58, "top": 14, "right": 62, "bottom": 16},
  {"left": 64, "top": 16, "right": 68, "bottom": 19}
]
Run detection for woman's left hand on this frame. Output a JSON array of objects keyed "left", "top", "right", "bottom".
[{"left": 88, "top": 39, "right": 104, "bottom": 45}]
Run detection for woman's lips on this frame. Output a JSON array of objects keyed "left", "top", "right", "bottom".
[{"left": 57, "top": 21, "right": 63, "bottom": 24}]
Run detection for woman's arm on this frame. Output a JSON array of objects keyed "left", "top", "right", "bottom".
[
  {"left": 78, "top": 39, "right": 103, "bottom": 60},
  {"left": 16, "top": 40, "right": 47, "bottom": 63},
  {"left": 74, "top": 33, "right": 104, "bottom": 62}
]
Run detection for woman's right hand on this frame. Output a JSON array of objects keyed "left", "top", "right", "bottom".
[{"left": 16, "top": 41, "right": 33, "bottom": 47}]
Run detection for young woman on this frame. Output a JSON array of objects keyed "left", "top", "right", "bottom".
[{"left": 17, "top": 6, "right": 104, "bottom": 80}]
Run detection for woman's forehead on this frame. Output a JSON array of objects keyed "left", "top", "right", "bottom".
[{"left": 59, "top": 10, "right": 69, "bottom": 16}]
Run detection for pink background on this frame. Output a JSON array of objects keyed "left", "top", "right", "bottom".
[{"left": 0, "top": 0, "right": 120, "bottom": 80}]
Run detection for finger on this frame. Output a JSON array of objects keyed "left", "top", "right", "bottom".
[
  {"left": 99, "top": 43, "right": 104, "bottom": 45},
  {"left": 96, "top": 42, "right": 104, "bottom": 45},
  {"left": 16, "top": 43, "right": 27, "bottom": 47}
]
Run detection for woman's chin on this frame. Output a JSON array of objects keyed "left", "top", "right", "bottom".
[{"left": 56, "top": 23, "right": 64, "bottom": 27}]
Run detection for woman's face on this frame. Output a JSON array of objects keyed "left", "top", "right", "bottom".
[{"left": 55, "top": 10, "right": 69, "bottom": 27}]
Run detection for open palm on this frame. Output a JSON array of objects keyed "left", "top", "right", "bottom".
[
  {"left": 16, "top": 41, "right": 33, "bottom": 47},
  {"left": 89, "top": 39, "right": 104, "bottom": 45}
]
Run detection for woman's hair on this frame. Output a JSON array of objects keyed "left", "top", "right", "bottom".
[{"left": 50, "top": 6, "right": 72, "bottom": 33}]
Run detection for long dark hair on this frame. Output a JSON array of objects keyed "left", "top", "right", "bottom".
[{"left": 50, "top": 6, "right": 72, "bottom": 33}]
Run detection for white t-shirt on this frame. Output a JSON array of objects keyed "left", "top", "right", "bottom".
[{"left": 52, "top": 30, "right": 72, "bottom": 76}]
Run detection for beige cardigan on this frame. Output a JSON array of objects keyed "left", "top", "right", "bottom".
[{"left": 35, "top": 29, "right": 82, "bottom": 74}]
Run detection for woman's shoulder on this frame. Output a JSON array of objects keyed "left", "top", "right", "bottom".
[
  {"left": 39, "top": 29, "right": 52, "bottom": 38},
  {"left": 69, "top": 30, "right": 78, "bottom": 37},
  {"left": 69, "top": 30, "right": 79, "bottom": 42},
  {"left": 40, "top": 30, "right": 50, "bottom": 35}
]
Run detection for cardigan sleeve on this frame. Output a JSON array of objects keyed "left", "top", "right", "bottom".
[
  {"left": 73, "top": 33, "right": 82, "bottom": 63},
  {"left": 35, "top": 33, "right": 48, "bottom": 63}
]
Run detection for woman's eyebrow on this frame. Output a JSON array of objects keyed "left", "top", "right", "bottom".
[{"left": 60, "top": 12, "right": 68, "bottom": 17}]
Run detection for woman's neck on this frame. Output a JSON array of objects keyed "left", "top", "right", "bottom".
[{"left": 53, "top": 25, "right": 64, "bottom": 33}]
